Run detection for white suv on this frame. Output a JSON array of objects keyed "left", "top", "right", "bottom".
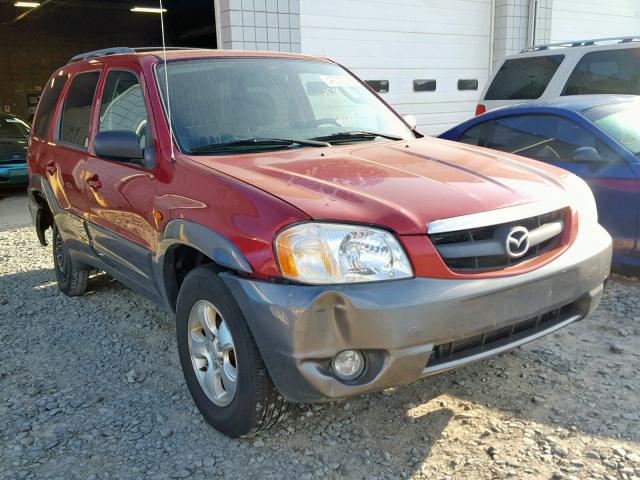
[{"left": 477, "top": 36, "right": 640, "bottom": 115}]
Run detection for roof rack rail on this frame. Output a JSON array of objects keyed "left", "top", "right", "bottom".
[
  {"left": 67, "top": 46, "right": 207, "bottom": 64},
  {"left": 68, "top": 47, "right": 135, "bottom": 64},
  {"left": 522, "top": 36, "right": 640, "bottom": 53},
  {"left": 131, "top": 46, "right": 209, "bottom": 52}
]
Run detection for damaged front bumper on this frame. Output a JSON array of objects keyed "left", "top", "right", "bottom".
[{"left": 221, "top": 223, "right": 612, "bottom": 403}]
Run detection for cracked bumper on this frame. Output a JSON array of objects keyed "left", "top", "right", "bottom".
[{"left": 221, "top": 223, "right": 612, "bottom": 403}]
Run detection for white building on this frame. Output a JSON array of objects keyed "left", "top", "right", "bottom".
[{"left": 215, "top": 0, "right": 640, "bottom": 134}]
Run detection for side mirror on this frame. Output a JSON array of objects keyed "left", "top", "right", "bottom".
[
  {"left": 94, "top": 130, "right": 144, "bottom": 163},
  {"left": 403, "top": 114, "right": 417, "bottom": 130},
  {"left": 572, "top": 146, "right": 604, "bottom": 163}
]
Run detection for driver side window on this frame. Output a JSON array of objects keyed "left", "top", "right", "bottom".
[
  {"left": 99, "top": 70, "right": 149, "bottom": 149},
  {"left": 461, "top": 114, "right": 621, "bottom": 164}
]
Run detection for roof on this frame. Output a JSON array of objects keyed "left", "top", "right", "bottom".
[
  {"left": 68, "top": 47, "right": 328, "bottom": 65},
  {"left": 492, "top": 94, "right": 639, "bottom": 114}
]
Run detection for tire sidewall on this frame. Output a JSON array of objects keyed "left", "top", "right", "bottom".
[
  {"left": 176, "top": 266, "right": 263, "bottom": 437},
  {"left": 52, "top": 224, "right": 71, "bottom": 292}
]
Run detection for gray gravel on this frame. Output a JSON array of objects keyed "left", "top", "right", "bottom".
[{"left": 1, "top": 218, "right": 639, "bottom": 479}]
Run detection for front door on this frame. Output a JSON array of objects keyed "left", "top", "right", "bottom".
[{"left": 84, "top": 66, "right": 160, "bottom": 298}]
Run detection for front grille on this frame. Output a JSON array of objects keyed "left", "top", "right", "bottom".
[
  {"left": 426, "top": 302, "right": 579, "bottom": 368},
  {"left": 429, "top": 208, "right": 567, "bottom": 272}
]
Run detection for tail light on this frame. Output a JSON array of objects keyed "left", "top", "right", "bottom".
[{"left": 475, "top": 104, "right": 486, "bottom": 116}]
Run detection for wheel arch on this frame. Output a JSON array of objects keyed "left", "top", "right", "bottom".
[
  {"left": 27, "top": 174, "right": 56, "bottom": 246},
  {"left": 156, "top": 219, "right": 253, "bottom": 313}
]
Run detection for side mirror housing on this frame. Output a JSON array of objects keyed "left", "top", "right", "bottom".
[
  {"left": 572, "top": 146, "right": 604, "bottom": 163},
  {"left": 403, "top": 114, "right": 417, "bottom": 130},
  {"left": 94, "top": 130, "right": 144, "bottom": 163}
]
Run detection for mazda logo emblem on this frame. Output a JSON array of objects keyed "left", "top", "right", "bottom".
[{"left": 505, "top": 226, "right": 530, "bottom": 258}]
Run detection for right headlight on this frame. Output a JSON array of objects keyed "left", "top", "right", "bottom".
[
  {"left": 565, "top": 174, "right": 598, "bottom": 225},
  {"left": 274, "top": 222, "right": 413, "bottom": 285}
]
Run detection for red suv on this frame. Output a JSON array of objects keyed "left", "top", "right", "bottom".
[{"left": 27, "top": 47, "right": 612, "bottom": 437}]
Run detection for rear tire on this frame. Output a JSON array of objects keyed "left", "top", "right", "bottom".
[
  {"left": 52, "top": 223, "right": 89, "bottom": 297},
  {"left": 176, "top": 265, "right": 292, "bottom": 437}
]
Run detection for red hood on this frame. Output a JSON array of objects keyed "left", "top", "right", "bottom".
[{"left": 188, "top": 137, "right": 572, "bottom": 235}]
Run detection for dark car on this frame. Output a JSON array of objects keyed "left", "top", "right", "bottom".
[
  {"left": 0, "top": 112, "right": 30, "bottom": 187},
  {"left": 27, "top": 47, "right": 610, "bottom": 437},
  {"left": 440, "top": 95, "right": 640, "bottom": 269}
]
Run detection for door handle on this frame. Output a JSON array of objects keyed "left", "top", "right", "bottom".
[
  {"left": 45, "top": 162, "right": 56, "bottom": 175},
  {"left": 87, "top": 175, "right": 102, "bottom": 190}
]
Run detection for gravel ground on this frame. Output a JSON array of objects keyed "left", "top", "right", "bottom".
[{"left": 1, "top": 204, "right": 639, "bottom": 479}]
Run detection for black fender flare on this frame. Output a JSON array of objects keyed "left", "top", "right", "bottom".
[
  {"left": 154, "top": 219, "right": 253, "bottom": 311},
  {"left": 28, "top": 174, "right": 59, "bottom": 246}
]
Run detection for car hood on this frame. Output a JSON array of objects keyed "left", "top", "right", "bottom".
[
  {"left": 0, "top": 138, "right": 27, "bottom": 163},
  {"left": 188, "top": 137, "right": 572, "bottom": 235}
]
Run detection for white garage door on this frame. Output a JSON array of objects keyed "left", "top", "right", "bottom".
[{"left": 299, "top": 0, "right": 493, "bottom": 135}]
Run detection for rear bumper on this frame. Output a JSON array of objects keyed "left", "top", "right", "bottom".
[
  {"left": 222, "top": 223, "right": 612, "bottom": 403},
  {"left": 0, "top": 162, "right": 28, "bottom": 185}
]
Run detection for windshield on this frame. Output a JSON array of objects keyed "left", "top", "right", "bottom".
[
  {"left": 0, "top": 115, "right": 30, "bottom": 139},
  {"left": 156, "top": 58, "right": 413, "bottom": 154},
  {"left": 583, "top": 101, "right": 640, "bottom": 156}
]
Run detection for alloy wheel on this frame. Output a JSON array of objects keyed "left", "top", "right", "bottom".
[{"left": 187, "top": 300, "right": 238, "bottom": 407}]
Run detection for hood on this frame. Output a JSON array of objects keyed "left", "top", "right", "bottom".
[
  {"left": 188, "top": 137, "right": 572, "bottom": 235},
  {"left": 0, "top": 138, "right": 27, "bottom": 163}
]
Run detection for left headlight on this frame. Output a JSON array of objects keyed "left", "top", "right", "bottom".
[
  {"left": 275, "top": 223, "right": 414, "bottom": 284},
  {"left": 565, "top": 174, "right": 598, "bottom": 226}
]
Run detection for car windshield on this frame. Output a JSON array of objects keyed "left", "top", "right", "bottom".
[
  {"left": 156, "top": 58, "right": 413, "bottom": 154},
  {"left": 0, "top": 115, "right": 30, "bottom": 140},
  {"left": 583, "top": 101, "right": 640, "bottom": 156}
]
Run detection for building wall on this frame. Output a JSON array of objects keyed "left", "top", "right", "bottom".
[
  {"left": 493, "top": 0, "right": 553, "bottom": 68},
  {"left": 214, "top": 0, "right": 640, "bottom": 133},
  {"left": 550, "top": 0, "right": 640, "bottom": 42},
  {"left": 217, "top": 0, "right": 301, "bottom": 52}
]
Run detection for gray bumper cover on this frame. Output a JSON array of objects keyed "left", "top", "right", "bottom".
[{"left": 221, "top": 224, "right": 612, "bottom": 403}]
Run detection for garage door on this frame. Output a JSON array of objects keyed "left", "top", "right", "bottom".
[{"left": 300, "top": 0, "right": 492, "bottom": 135}]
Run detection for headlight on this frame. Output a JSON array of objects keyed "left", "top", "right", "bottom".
[
  {"left": 275, "top": 223, "right": 413, "bottom": 284},
  {"left": 565, "top": 174, "right": 598, "bottom": 225}
]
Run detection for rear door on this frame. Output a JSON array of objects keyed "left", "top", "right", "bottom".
[
  {"left": 49, "top": 69, "right": 101, "bottom": 218},
  {"left": 458, "top": 113, "right": 638, "bottom": 252},
  {"left": 84, "top": 64, "right": 160, "bottom": 298}
]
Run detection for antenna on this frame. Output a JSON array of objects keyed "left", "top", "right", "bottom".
[{"left": 159, "top": 0, "right": 175, "bottom": 162}]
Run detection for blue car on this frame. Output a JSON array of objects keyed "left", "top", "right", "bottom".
[
  {"left": 0, "top": 112, "right": 30, "bottom": 187},
  {"left": 440, "top": 95, "right": 640, "bottom": 269}
]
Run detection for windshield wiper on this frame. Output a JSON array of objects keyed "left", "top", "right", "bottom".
[
  {"left": 309, "top": 131, "right": 404, "bottom": 144},
  {"left": 190, "top": 137, "right": 330, "bottom": 154}
]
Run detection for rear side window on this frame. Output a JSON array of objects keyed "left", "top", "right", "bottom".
[
  {"left": 59, "top": 71, "right": 100, "bottom": 147},
  {"left": 563, "top": 48, "right": 640, "bottom": 95},
  {"left": 485, "top": 55, "right": 564, "bottom": 100},
  {"left": 33, "top": 74, "right": 68, "bottom": 139}
]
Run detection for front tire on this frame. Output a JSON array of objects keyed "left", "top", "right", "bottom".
[
  {"left": 52, "top": 223, "right": 89, "bottom": 297},
  {"left": 176, "top": 265, "right": 292, "bottom": 437}
]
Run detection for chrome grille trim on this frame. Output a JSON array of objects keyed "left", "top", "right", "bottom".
[
  {"left": 428, "top": 207, "right": 567, "bottom": 272},
  {"left": 436, "top": 220, "right": 563, "bottom": 259},
  {"left": 427, "top": 199, "right": 570, "bottom": 235}
]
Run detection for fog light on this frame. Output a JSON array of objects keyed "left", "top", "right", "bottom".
[{"left": 331, "top": 350, "right": 365, "bottom": 381}]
